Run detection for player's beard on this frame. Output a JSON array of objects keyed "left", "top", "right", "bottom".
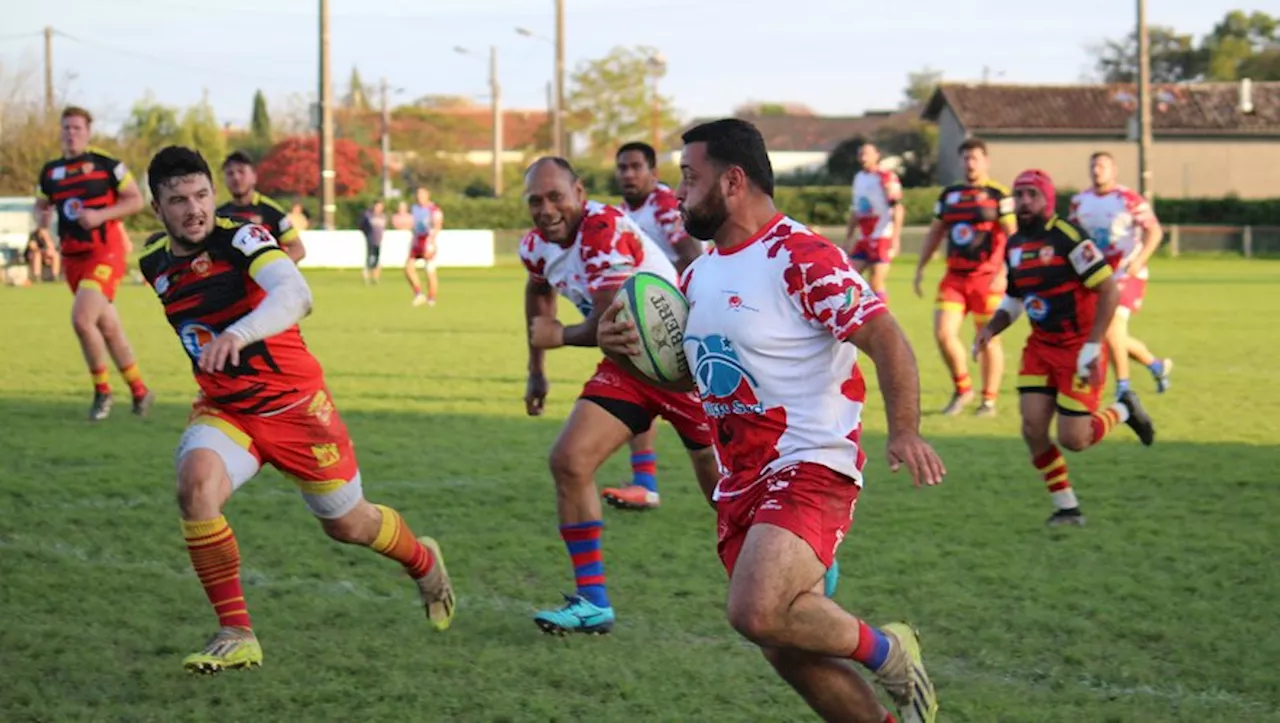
[
  {"left": 683, "top": 184, "right": 729, "bottom": 241},
  {"left": 165, "top": 212, "right": 213, "bottom": 254}
]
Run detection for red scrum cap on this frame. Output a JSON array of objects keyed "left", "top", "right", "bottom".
[{"left": 1013, "top": 169, "right": 1057, "bottom": 212}]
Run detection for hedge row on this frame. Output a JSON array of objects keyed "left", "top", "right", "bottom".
[{"left": 124, "top": 187, "right": 1280, "bottom": 234}]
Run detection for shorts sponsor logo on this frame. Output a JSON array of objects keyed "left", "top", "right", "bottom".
[
  {"left": 311, "top": 443, "right": 341, "bottom": 469},
  {"left": 308, "top": 390, "right": 334, "bottom": 427}
]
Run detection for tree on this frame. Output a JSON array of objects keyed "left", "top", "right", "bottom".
[
  {"left": 1202, "top": 10, "right": 1280, "bottom": 80},
  {"left": 121, "top": 94, "right": 181, "bottom": 150},
  {"left": 825, "top": 137, "right": 867, "bottom": 182},
  {"left": 255, "top": 135, "right": 375, "bottom": 197},
  {"left": 903, "top": 68, "right": 943, "bottom": 108},
  {"left": 176, "top": 99, "right": 227, "bottom": 170},
  {"left": 0, "top": 63, "right": 59, "bottom": 195},
  {"left": 1092, "top": 26, "right": 1206, "bottom": 83},
  {"left": 872, "top": 121, "right": 938, "bottom": 188},
  {"left": 250, "top": 90, "right": 272, "bottom": 145},
  {"left": 565, "top": 45, "right": 680, "bottom": 159},
  {"left": 345, "top": 67, "right": 370, "bottom": 110}
]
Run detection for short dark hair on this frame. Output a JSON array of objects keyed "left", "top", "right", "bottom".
[
  {"left": 525, "top": 155, "right": 579, "bottom": 182},
  {"left": 221, "top": 150, "right": 254, "bottom": 169},
  {"left": 616, "top": 142, "right": 657, "bottom": 169},
  {"left": 958, "top": 138, "right": 988, "bottom": 156},
  {"left": 148, "top": 146, "right": 213, "bottom": 199},
  {"left": 1089, "top": 150, "right": 1114, "bottom": 163},
  {"left": 681, "top": 118, "right": 774, "bottom": 197},
  {"left": 61, "top": 106, "right": 93, "bottom": 125}
]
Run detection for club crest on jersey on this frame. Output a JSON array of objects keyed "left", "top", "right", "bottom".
[
  {"left": 950, "top": 222, "right": 975, "bottom": 246},
  {"left": 63, "top": 198, "right": 83, "bottom": 220},
  {"left": 179, "top": 322, "right": 218, "bottom": 359},
  {"left": 191, "top": 252, "right": 212, "bottom": 276},
  {"left": 687, "top": 334, "right": 763, "bottom": 419},
  {"left": 723, "top": 291, "right": 757, "bottom": 312},
  {"left": 1038, "top": 245, "right": 1055, "bottom": 263},
  {"left": 1023, "top": 294, "right": 1049, "bottom": 322}
]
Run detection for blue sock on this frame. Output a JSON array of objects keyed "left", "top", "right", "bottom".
[
  {"left": 850, "top": 620, "right": 892, "bottom": 671},
  {"left": 630, "top": 450, "right": 658, "bottom": 493},
  {"left": 1116, "top": 378, "right": 1131, "bottom": 397},
  {"left": 560, "top": 521, "right": 610, "bottom": 608},
  {"left": 1148, "top": 359, "right": 1165, "bottom": 375}
]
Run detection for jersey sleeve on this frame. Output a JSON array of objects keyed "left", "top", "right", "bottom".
[
  {"left": 881, "top": 171, "right": 902, "bottom": 205},
  {"left": 266, "top": 205, "right": 300, "bottom": 245},
  {"left": 654, "top": 191, "right": 690, "bottom": 246},
  {"left": 1122, "top": 189, "right": 1158, "bottom": 229},
  {"left": 518, "top": 230, "right": 548, "bottom": 283},
  {"left": 1067, "top": 193, "right": 1083, "bottom": 224},
  {"left": 932, "top": 187, "right": 948, "bottom": 220},
  {"left": 580, "top": 212, "right": 642, "bottom": 294},
  {"left": 1062, "top": 225, "right": 1111, "bottom": 289},
  {"left": 102, "top": 154, "right": 135, "bottom": 192},
  {"left": 36, "top": 162, "right": 52, "bottom": 199},
  {"left": 992, "top": 184, "right": 1015, "bottom": 224},
  {"left": 137, "top": 232, "right": 169, "bottom": 284},
  {"left": 227, "top": 224, "right": 290, "bottom": 278},
  {"left": 783, "top": 235, "right": 887, "bottom": 341}
]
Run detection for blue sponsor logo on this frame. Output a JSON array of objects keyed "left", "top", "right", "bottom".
[
  {"left": 1091, "top": 226, "right": 1112, "bottom": 250},
  {"left": 950, "top": 222, "right": 975, "bottom": 246},
  {"left": 855, "top": 196, "right": 873, "bottom": 215},
  {"left": 687, "top": 334, "right": 763, "bottom": 418},
  {"left": 1023, "top": 294, "right": 1049, "bottom": 322},
  {"left": 179, "top": 322, "right": 217, "bottom": 359}
]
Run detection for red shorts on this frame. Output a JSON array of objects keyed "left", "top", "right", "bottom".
[
  {"left": 936, "top": 271, "right": 1003, "bottom": 319},
  {"left": 849, "top": 237, "right": 892, "bottom": 265},
  {"left": 63, "top": 224, "right": 129, "bottom": 301},
  {"left": 580, "top": 357, "right": 714, "bottom": 448},
  {"left": 1016, "top": 340, "right": 1109, "bottom": 415},
  {"left": 1117, "top": 275, "right": 1147, "bottom": 313},
  {"left": 716, "top": 463, "right": 861, "bottom": 577},
  {"left": 189, "top": 388, "right": 359, "bottom": 486},
  {"left": 409, "top": 234, "right": 437, "bottom": 261}
]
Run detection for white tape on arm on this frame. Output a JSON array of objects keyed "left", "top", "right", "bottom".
[
  {"left": 998, "top": 294, "right": 1024, "bottom": 323},
  {"left": 224, "top": 259, "right": 314, "bottom": 344}
]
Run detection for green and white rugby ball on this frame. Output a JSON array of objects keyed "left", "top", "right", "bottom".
[{"left": 613, "top": 272, "right": 690, "bottom": 384}]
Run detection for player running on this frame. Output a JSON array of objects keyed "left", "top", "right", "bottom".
[
  {"left": 600, "top": 119, "right": 941, "bottom": 723},
  {"left": 912, "top": 138, "right": 1015, "bottom": 417},
  {"left": 520, "top": 156, "right": 721, "bottom": 635},
  {"left": 36, "top": 106, "right": 153, "bottom": 422},
  {"left": 216, "top": 150, "right": 306, "bottom": 264},
  {"left": 138, "top": 146, "right": 455, "bottom": 673},
  {"left": 602, "top": 141, "right": 707, "bottom": 511},
  {"left": 406, "top": 187, "right": 442, "bottom": 307},
  {"left": 975, "top": 169, "right": 1156, "bottom": 527},
  {"left": 1069, "top": 152, "right": 1173, "bottom": 395},
  {"left": 843, "top": 141, "right": 903, "bottom": 307}
]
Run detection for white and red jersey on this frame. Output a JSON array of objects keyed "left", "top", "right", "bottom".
[
  {"left": 680, "top": 214, "right": 888, "bottom": 500},
  {"left": 851, "top": 169, "right": 902, "bottom": 241},
  {"left": 519, "top": 200, "right": 677, "bottom": 318},
  {"left": 618, "top": 182, "right": 689, "bottom": 264},
  {"left": 1069, "top": 185, "right": 1157, "bottom": 277}
]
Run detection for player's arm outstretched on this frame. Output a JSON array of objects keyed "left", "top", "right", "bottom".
[
  {"left": 523, "top": 275, "right": 557, "bottom": 416},
  {"left": 198, "top": 225, "right": 314, "bottom": 373}
]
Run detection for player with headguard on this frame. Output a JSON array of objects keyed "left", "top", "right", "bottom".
[
  {"left": 843, "top": 141, "right": 903, "bottom": 307},
  {"left": 216, "top": 150, "right": 306, "bottom": 264},
  {"left": 974, "top": 169, "right": 1156, "bottom": 527},
  {"left": 1069, "top": 151, "right": 1173, "bottom": 396},
  {"left": 138, "top": 146, "right": 455, "bottom": 673},
  {"left": 520, "top": 156, "right": 721, "bottom": 635},
  {"left": 913, "top": 138, "right": 1015, "bottom": 417},
  {"left": 602, "top": 141, "right": 707, "bottom": 510},
  {"left": 36, "top": 106, "right": 153, "bottom": 421},
  {"left": 599, "top": 118, "right": 942, "bottom": 723}
]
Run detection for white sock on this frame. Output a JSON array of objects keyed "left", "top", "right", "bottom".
[
  {"left": 1051, "top": 488, "right": 1079, "bottom": 510},
  {"left": 1110, "top": 401, "right": 1130, "bottom": 423}
]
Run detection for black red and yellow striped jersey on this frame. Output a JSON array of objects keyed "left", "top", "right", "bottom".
[
  {"left": 216, "top": 192, "right": 299, "bottom": 247},
  {"left": 138, "top": 218, "right": 324, "bottom": 416},
  {"left": 37, "top": 147, "right": 134, "bottom": 256},
  {"left": 933, "top": 179, "right": 1015, "bottom": 276},
  {"left": 1005, "top": 215, "right": 1112, "bottom": 348}
]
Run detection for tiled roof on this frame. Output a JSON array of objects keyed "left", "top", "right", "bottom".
[
  {"left": 922, "top": 82, "right": 1280, "bottom": 136},
  {"left": 685, "top": 109, "right": 920, "bottom": 152}
]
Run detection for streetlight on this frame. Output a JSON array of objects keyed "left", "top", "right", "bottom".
[
  {"left": 379, "top": 77, "right": 405, "bottom": 200},
  {"left": 515, "top": 25, "right": 563, "bottom": 157},
  {"left": 646, "top": 52, "right": 667, "bottom": 155},
  {"left": 455, "top": 45, "right": 504, "bottom": 196}
]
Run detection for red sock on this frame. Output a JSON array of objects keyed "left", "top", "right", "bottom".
[
  {"left": 954, "top": 374, "right": 972, "bottom": 395},
  {"left": 1089, "top": 405, "right": 1123, "bottom": 446},
  {"left": 1033, "top": 444, "right": 1077, "bottom": 509},
  {"left": 982, "top": 388, "right": 998, "bottom": 403},
  {"left": 183, "top": 516, "right": 251, "bottom": 629},
  {"left": 90, "top": 367, "right": 110, "bottom": 395},
  {"left": 119, "top": 362, "right": 148, "bottom": 399}
]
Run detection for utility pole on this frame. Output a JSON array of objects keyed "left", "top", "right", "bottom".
[
  {"left": 554, "top": 0, "right": 565, "bottom": 158},
  {"left": 318, "top": 0, "right": 336, "bottom": 229},
  {"left": 43, "top": 26, "right": 54, "bottom": 115},
  {"left": 380, "top": 76, "right": 392, "bottom": 199},
  {"left": 1136, "top": 0, "right": 1153, "bottom": 200},
  {"left": 490, "top": 46, "right": 504, "bottom": 196}
]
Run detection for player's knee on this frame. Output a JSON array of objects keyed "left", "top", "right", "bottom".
[
  {"left": 726, "top": 590, "right": 784, "bottom": 646},
  {"left": 176, "top": 450, "right": 229, "bottom": 517},
  {"left": 1058, "top": 426, "right": 1091, "bottom": 452},
  {"left": 70, "top": 306, "right": 98, "bottom": 338},
  {"left": 1020, "top": 417, "right": 1051, "bottom": 447},
  {"left": 548, "top": 443, "right": 592, "bottom": 488},
  {"left": 320, "top": 503, "right": 378, "bottom": 545}
]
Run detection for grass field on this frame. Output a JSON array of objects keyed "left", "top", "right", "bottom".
[{"left": 1, "top": 256, "right": 1278, "bottom": 723}]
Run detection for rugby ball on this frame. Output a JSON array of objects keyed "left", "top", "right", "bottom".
[{"left": 613, "top": 272, "right": 690, "bottom": 384}]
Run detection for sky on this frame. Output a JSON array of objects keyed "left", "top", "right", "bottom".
[{"left": 0, "top": 0, "right": 1261, "bottom": 134}]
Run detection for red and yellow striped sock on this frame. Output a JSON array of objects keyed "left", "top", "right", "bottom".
[
  {"left": 982, "top": 389, "right": 998, "bottom": 403},
  {"left": 118, "top": 362, "right": 148, "bottom": 400},
  {"left": 182, "top": 516, "right": 251, "bottom": 629},
  {"left": 370, "top": 504, "right": 435, "bottom": 579},
  {"left": 90, "top": 367, "right": 110, "bottom": 395},
  {"left": 1089, "top": 403, "right": 1128, "bottom": 446},
  {"left": 954, "top": 374, "right": 972, "bottom": 395},
  {"left": 1033, "top": 445, "right": 1077, "bottom": 510}
]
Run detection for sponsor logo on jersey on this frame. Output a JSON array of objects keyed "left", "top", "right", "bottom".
[
  {"left": 950, "top": 222, "right": 975, "bottom": 246},
  {"left": 1023, "top": 294, "right": 1049, "bottom": 322},
  {"left": 179, "top": 321, "right": 218, "bottom": 359},
  {"left": 63, "top": 197, "right": 83, "bottom": 220},
  {"left": 687, "top": 334, "right": 764, "bottom": 418}
]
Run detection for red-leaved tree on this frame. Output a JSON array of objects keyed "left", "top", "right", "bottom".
[{"left": 255, "top": 135, "right": 378, "bottom": 197}]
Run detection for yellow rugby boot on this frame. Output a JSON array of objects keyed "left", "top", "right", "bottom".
[
  {"left": 415, "top": 536, "right": 455, "bottom": 631},
  {"left": 877, "top": 622, "right": 938, "bottom": 723},
  {"left": 182, "top": 626, "right": 263, "bottom": 674}
]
